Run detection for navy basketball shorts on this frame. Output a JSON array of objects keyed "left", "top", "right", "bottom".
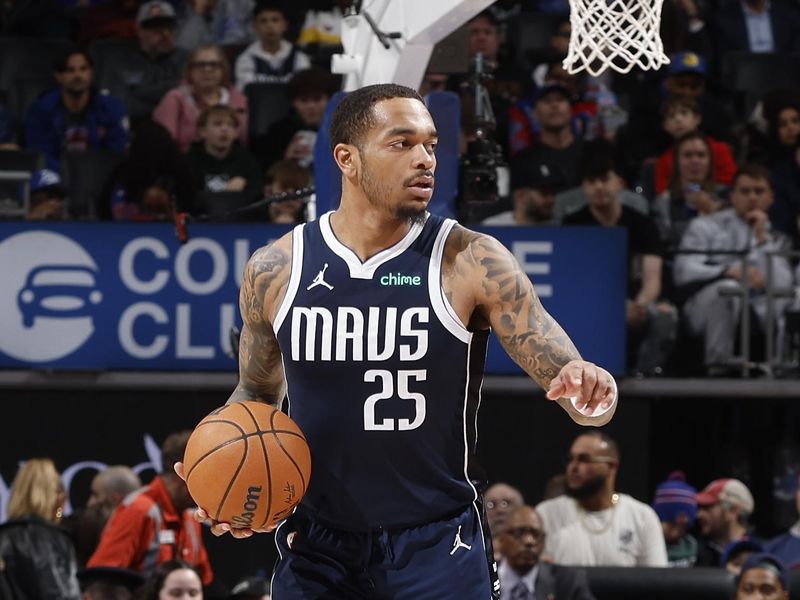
[{"left": 270, "top": 504, "right": 496, "bottom": 599}]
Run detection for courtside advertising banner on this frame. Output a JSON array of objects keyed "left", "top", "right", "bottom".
[{"left": 0, "top": 223, "right": 626, "bottom": 373}]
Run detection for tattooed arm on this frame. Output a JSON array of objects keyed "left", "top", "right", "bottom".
[
  {"left": 444, "top": 225, "right": 616, "bottom": 426},
  {"left": 227, "top": 233, "right": 293, "bottom": 407}
]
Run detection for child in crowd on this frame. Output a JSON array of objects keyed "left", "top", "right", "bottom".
[
  {"left": 263, "top": 159, "right": 312, "bottom": 224},
  {"left": 652, "top": 472, "right": 699, "bottom": 567},
  {"left": 654, "top": 95, "right": 737, "bottom": 195},
  {"left": 235, "top": 1, "right": 311, "bottom": 89},
  {"left": 185, "top": 105, "right": 263, "bottom": 205}
]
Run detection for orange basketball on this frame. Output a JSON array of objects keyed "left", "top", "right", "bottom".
[{"left": 183, "top": 401, "right": 311, "bottom": 529}]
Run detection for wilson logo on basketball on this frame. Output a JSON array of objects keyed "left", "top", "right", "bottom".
[{"left": 230, "top": 486, "right": 262, "bottom": 528}]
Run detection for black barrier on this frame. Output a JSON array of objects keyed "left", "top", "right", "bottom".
[{"left": 586, "top": 566, "right": 734, "bottom": 599}]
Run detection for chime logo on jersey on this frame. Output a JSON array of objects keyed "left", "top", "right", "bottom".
[
  {"left": 290, "top": 306, "right": 429, "bottom": 362},
  {"left": 379, "top": 272, "right": 422, "bottom": 286}
]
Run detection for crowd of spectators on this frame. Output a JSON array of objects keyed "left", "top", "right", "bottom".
[
  {"left": 5, "top": 431, "right": 800, "bottom": 598},
  {"left": 4, "top": 0, "right": 800, "bottom": 377}
]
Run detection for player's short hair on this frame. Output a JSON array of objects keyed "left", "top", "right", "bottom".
[
  {"left": 329, "top": 83, "right": 424, "bottom": 152},
  {"left": 161, "top": 431, "right": 192, "bottom": 473}
]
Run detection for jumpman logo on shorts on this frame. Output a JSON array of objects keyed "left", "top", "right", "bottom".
[
  {"left": 307, "top": 263, "right": 333, "bottom": 291},
  {"left": 450, "top": 525, "right": 472, "bottom": 555}
]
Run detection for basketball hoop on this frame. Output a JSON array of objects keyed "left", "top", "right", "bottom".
[{"left": 564, "top": 0, "right": 670, "bottom": 76}]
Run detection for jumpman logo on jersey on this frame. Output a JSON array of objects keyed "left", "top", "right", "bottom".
[
  {"left": 450, "top": 525, "right": 472, "bottom": 555},
  {"left": 307, "top": 263, "right": 333, "bottom": 291}
]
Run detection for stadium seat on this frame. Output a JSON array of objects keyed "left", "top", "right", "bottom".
[
  {"left": 87, "top": 38, "right": 140, "bottom": 95},
  {"left": 10, "top": 76, "right": 54, "bottom": 123},
  {"left": 0, "top": 149, "right": 42, "bottom": 219},
  {"left": 244, "top": 82, "right": 290, "bottom": 139},
  {"left": 61, "top": 149, "right": 124, "bottom": 219},
  {"left": 0, "top": 37, "right": 72, "bottom": 96}
]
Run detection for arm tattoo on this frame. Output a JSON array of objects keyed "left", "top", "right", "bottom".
[
  {"left": 227, "top": 242, "right": 290, "bottom": 407},
  {"left": 455, "top": 227, "right": 581, "bottom": 389}
]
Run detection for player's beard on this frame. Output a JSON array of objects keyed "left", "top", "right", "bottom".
[
  {"left": 565, "top": 473, "right": 607, "bottom": 499},
  {"left": 360, "top": 155, "right": 427, "bottom": 226}
]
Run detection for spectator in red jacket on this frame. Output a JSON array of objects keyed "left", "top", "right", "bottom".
[
  {"left": 654, "top": 95, "right": 736, "bottom": 196},
  {"left": 88, "top": 431, "right": 213, "bottom": 586}
]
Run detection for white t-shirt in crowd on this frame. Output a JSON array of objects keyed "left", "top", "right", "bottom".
[{"left": 535, "top": 494, "right": 668, "bottom": 567}]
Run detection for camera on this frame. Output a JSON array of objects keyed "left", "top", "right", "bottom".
[{"left": 459, "top": 53, "right": 507, "bottom": 205}]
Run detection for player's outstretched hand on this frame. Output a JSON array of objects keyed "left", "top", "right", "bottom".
[
  {"left": 173, "top": 462, "right": 276, "bottom": 538},
  {"left": 545, "top": 360, "right": 616, "bottom": 416}
]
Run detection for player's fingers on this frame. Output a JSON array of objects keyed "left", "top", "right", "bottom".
[
  {"left": 575, "top": 367, "right": 596, "bottom": 411},
  {"left": 193, "top": 507, "right": 208, "bottom": 523},
  {"left": 174, "top": 462, "right": 186, "bottom": 481},
  {"left": 545, "top": 377, "right": 566, "bottom": 400},
  {"left": 210, "top": 522, "right": 231, "bottom": 537},
  {"left": 587, "top": 370, "right": 609, "bottom": 412},
  {"left": 229, "top": 528, "right": 254, "bottom": 539}
]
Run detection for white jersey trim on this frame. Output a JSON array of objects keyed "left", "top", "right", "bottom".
[
  {"left": 273, "top": 224, "right": 305, "bottom": 334},
  {"left": 429, "top": 219, "right": 471, "bottom": 344},
  {"left": 319, "top": 211, "right": 428, "bottom": 279}
]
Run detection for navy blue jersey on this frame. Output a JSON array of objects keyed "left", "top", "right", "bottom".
[{"left": 273, "top": 212, "right": 488, "bottom": 531}]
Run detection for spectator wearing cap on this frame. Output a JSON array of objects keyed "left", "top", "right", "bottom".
[
  {"left": 250, "top": 67, "right": 334, "bottom": 171},
  {"left": 661, "top": 51, "right": 735, "bottom": 142},
  {"left": 229, "top": 575, "right": 270, "bottom": 599},
  {"left": 735, "top": 553, "right": 790, "bottom": 600},
  {"left": 235, "top": 2, "right": 311, "bottom": 89},
  {"left": 77, "top": 566, "right": 144, "bottom": 600},
  {"left": 509, "top": 82, "right": 583, "bottom": 191},
  {"left": 27, "top": 170, "right": 67, "bottom": 221},
  {"left": 25, "top": 48, "right": 129, "bottom": 172},
  {"left": 695, "top": 478, "right": 758, "bottom": 567},
  {"left": 154, "top": 43, "right": 248, "bottom": 152},
  {"left": 482, "top": 163, "right": 560, "bottom": 226},
  {"left": 101, "top": 1, "right": 190, "bottom": 121},
  {"left": 563, "top": 139, "right": 678, "bottom": 377},
  {"left": 723, "top": 539, "right": 765, "bottom": 575},
  {"left": 764, "top": 473, "right": 800, "bottom": 569},
  {"left": 652, "top": 472, "right": 699, "bottom": 567}
]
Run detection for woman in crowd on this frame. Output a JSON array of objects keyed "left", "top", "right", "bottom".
[
  {"left": 135, "top": 560, "right": 203, "bottom": 600},
  {"left": 0, "top": 458, "right": 80, "bottom": 599},
  {"left": 652, "top": 130, "right": 725, "bottom": 250},
  {"left": 154, "top": 44, "right": 248, "bottom": 152}
]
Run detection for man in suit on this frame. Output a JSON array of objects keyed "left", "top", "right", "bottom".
[
  {"left": 497, "top": 505, "right": 595, "bottom": 600},
  {"left": 709, "top": 0, "right": 800, "bottom": 55}
]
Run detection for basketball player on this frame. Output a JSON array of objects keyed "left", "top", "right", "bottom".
[{"left": 177, "top": 84, "right": 617, "bottom": 599}]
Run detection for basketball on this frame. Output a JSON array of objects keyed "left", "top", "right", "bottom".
[{"left": 183, "top": 401, "right": 311, "bottom": 529}]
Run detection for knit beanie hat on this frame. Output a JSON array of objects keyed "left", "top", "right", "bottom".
[{"left": 652, "top": 471, "right": 697, "bottom": 526}]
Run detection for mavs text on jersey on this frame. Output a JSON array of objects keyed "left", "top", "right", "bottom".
[{"left": 273, "top": 211, "right": 489, "bottom": 531}]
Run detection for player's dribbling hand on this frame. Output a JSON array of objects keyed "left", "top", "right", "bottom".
[
  {"left": 173, "top": 463, "right": 276, "bottom": 538},
  {"left": 545, "top": 360, "right": 616, "bottom": 416}
]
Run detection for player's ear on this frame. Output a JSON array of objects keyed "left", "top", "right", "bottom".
[{"left": 334, "top": 143, "right": 360, "bottom": 178}]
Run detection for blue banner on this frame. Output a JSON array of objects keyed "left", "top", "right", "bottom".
[{"left": 0, "top": 223, "right": 626, "bottom": 373}]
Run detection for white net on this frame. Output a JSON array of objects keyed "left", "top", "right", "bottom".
[{"left": 564, "top": 0, "right": 670, "bottom": 76}]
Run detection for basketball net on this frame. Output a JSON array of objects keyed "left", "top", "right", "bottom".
[{"left": 564, "top": 0, "right": 669, "bottom": 76}]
